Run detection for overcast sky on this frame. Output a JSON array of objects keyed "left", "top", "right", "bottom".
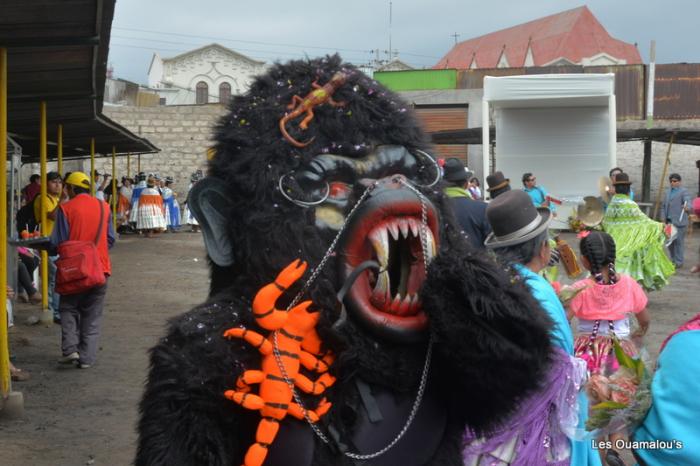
[{"left": 109, "top": 0, "right": 700, "bottom": 84}]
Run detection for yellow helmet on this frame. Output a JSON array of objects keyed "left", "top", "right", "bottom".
[{"left": 64, "top": 171, "right": 91, "bottom": 189}]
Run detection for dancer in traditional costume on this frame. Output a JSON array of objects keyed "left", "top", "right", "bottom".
[
  {"left": 117, "top": 177, "right": 133, "bottom": 228},
  {"left": 136, "top": 56, "right": 554, "bottom": 466},
  {"left": 161, "top": 176, "right": 180, "bottom": 232},
  {"left": 135, "top": 176, "right": 166, "bottom": 237},
  {"left": 129, "top": 172, "right": 147, "bottom": 226},
  {"left": 568, "top": 231, "right": 651, "bottom": 465},
  {"left": 602, "top": 173, "right": 674, "bottom": 290},
  {"left": 471, "top": 190, "right": 601, "bottom": 466},
  {"left": 182, "top": 171, "right": 201, "bottom": 233}
]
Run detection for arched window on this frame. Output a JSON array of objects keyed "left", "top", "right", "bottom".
[
  {"left": 195, "top": 81, "right": 208, "bottom": 104},
  {"left": 219, "top": 82, "right": 231, "bottom": 103}
]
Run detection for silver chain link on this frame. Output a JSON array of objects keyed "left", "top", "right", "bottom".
[{"left": 272, "top": 176, "right": 435, "bottom": 460}]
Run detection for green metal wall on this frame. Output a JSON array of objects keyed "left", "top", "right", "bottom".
[{"left": 373, "top": 69, "right": 457, "bottom": 91}]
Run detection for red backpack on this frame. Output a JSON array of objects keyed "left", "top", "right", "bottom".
[{"left": 55, "top": 202, "right": 106, "bottom": 295}]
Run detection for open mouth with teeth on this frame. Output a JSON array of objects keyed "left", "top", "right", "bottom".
[{"left": 337, "top": 188, "right": 439, "bottom": 342}]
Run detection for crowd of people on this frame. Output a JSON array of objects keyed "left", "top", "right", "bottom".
[
  {"left": 6, "top": 153, "right": 700, "bottom": 465},
  {"left": 7, "top": 168, "right": 203, "bottom": 380},
  {"left": 438, "top": 157, "right": 699, "bottom": 465}
]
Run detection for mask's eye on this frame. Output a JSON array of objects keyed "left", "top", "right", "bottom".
[{"left": 329, "top": 182, "right": 351, "bottom": 200}]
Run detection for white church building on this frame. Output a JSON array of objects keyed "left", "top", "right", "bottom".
[{"left": 147, "top": 43, "right": 267, "bottom": 105}]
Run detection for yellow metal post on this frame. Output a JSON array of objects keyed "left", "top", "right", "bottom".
[
  {"left": 57, "top": 124, "right": 63, "bottom": 176},
  {"left": 90, "top": 138, "right": 95, "bottom": 196},
  {"left": 112, "top": 146, "right": 117, "bottom": 232},
  {"left": 126, "top": 153, "right": 130, "bottom": 178},
  {"left": 39, "top": 101, "right": 51, "bottom": 325},
  {"left": 0, "top": 47, "right": 10, "bottom": 396}
]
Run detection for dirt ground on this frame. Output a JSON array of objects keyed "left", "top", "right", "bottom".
[{"left": 1, "top": 230, "right": 698, "bottom": 466}]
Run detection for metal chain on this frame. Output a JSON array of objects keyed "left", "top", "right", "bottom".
[
  {"left": 398, "top": 178, "right": 433, "bottom": 275},
  {"left": 273, "top": 177, "right": 435, "bottom": 460}
]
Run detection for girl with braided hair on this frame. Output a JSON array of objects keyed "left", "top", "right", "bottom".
[
  {"left": 569, "top": 231, "right": 651, "bottom": 465},
  {"left": 570, "top": 231, "right": 650, "bottom": 375}
]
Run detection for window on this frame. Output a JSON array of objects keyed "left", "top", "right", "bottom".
[
  {"left": 219, "top": 82, "right": 231, "bottom": 103},
  {"left": 196, "top": 81, "right": 208, "bottom": 104},
  {"left": 159, "top": 97, "right": 167, "bottom": 106}
]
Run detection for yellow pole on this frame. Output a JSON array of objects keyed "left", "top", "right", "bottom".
[
  {"left": 112, "top": 146, "right": 117, "bottom": 232},
  {"left": 126, "top": 153, "right": 130, "bottom": 178},
  {"left": 90, "top": 138, "right": 95, "bottom": 196},
  {"left": 0, "top": 47, "right": 10, "bottom": 396},
  {"left": 57, "top": 124, "right": 63, "bottom": 176},
  {"left": 39, "top": 102, "right": 51, "bottom": 325}
]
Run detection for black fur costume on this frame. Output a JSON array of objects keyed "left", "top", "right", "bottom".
[{"left": 136, "top": 56, "right": 553, "bottom": 465}]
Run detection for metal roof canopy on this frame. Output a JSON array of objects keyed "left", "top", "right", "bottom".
[
  {"left": 431, "top": 127, "right": 700, "bottom": 146},
  {"left": 0, "top": 0, "right": 158, "bottom": 160}
]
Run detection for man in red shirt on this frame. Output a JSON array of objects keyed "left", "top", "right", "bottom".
[{"left": 49, "top": 171, "right": 115, "bottom": 369}]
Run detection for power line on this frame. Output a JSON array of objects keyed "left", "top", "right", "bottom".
[
  {"left": 111, "top": 35, "right": 372, "bottom": 62},
  {"left": 112, "top": 26, "right": 442, "bottom": 66},
  {"left": 113, "top": 26, "right": 370, "bottom": 54}
]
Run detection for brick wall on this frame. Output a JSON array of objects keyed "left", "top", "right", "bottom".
[{"left": 98, "top": 103, "right": 228, "bottom": 200}]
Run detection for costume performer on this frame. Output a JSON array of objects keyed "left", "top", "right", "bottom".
[
  {"left": 570, "top": 231, "right": 650, "bottom": 375},
  {"left": 135, "top": 176, "right": 166, "bottom": 236},
  {"left": 135, "top": 56, "right": 555, "bottom": 466},
  {"left": 129, "top": 172, "right": 147, "bottom": 225},
  {"left": 161, "top": 176, "right": 181, "bottom": 231},
  {"left": 569, "top": 231, "right": 650, "bottom": 465},
  {"left": 602, "top": 174, "right": 674, "bottom": 290},
  {"left": 463, "top": 190, "right": 601, "bottom": 466},
  {"left": 117, "top": 177, "right": 133, "bottom": 227},
  {"left": 182, "top": 171, "right": 201, "bottom": 232}
]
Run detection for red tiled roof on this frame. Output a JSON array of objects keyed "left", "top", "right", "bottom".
[{"left": 435, "top": 6, "right": 641, "bottom": 69}]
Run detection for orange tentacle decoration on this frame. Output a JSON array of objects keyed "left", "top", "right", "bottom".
[
  {"left": 223, "top": 260, "right": 335, "bottom": 466},
  {"left": 279, "top": 72, "right": 348, "bottom": 148}
]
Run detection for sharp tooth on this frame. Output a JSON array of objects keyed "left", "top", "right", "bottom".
[
  {"left": 390, "top": 293, "right": 402, "bottom": 313},
  {"left": 370, "top": 271, "right": 390, "bottom": 308},
  {"left": 369, "top": 228, "right": 389, "bottom": 267},
  {"left": 388, "top": 220, "right": 400, "bottom": 241},
  {"left": 408, "top": 218, "right": 419, "bottom": 238},
  {"left": 399, "top": 294, "right": 412, "bottom": 315},
  {"left": 409, "top": 294, "right": 419, "bottom": 312},
  {"left": 399, "top": 218, "right": 409, "bottom": 238}
]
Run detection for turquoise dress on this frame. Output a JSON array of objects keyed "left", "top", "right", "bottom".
[
  {"left": 633, "top": 330, "right": 700, "bottom": 465},
  {"left": 515, "top": 264, "right": 602, "bottom": 466}
]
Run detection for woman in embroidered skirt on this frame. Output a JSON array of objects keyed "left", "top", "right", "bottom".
[
  {"left": 117, "top": 177, "right": 133, "bottom": 227},
  {"left": 161, "top": 176, "right": 181, "bottom": 232},
  {"left": 602, "top": 174, "right": 674, "bottom": 290},
  {"left": 136, "top": 176, "right": 166, "bottom": 237},
  {"left": 568, "top": 231, "right": 651, "bottom": 464},
  {"left": 182, "top": 171, "right": 202, "bottom": 233}
]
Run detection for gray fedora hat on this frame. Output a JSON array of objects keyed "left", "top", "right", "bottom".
[
  {"left": 484, "top": 190, "right": 551, "bottom": 248},
  {"left": 442, "top": 157, "right": 469, "bottom": 182}
]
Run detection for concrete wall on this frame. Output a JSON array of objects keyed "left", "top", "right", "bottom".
[{"left": 96, "top": 103, "right": 227, "bottom": 200}]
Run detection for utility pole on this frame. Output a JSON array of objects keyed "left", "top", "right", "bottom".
[
  {"left": 388, "top": 1, "right": 392, "bottom": 63},
  {"left": 452, "top": 32, "right": 460, "bottom": 45}
]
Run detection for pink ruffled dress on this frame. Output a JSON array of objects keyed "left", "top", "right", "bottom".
[{"left": 570, "top": 274, "right": 647, "bottom": 374}]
